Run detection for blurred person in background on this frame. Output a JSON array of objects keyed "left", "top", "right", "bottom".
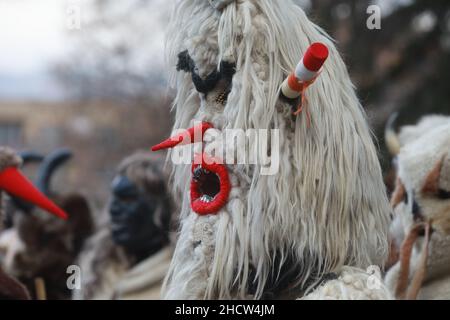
[
  {"left": 73, "top": 152, "right": 174, "bottom": 300},
  {"left": 0, "top": 146, "right": 70, "bottom": 299},
  {"left": 384, "top": 115, "right": 450, "bottom": 299},
  {"left": 0, "top": 151, "right": 44, "bottom": 230},
  {"left": 0, "top": 149, "right": 94, "bottom": 300}
]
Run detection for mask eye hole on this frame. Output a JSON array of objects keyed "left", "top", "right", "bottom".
[
  {"left": 437, "top": 189, "right": 450, "bottom": 200},
  {"left": 215, "top": 88, "right": 231, "bottom": 106}
]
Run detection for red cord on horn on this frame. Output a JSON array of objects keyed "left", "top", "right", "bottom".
[
  {"left": 0, "top": 167, "right": 68, "bottom": 220},
  {"left": 152, "top": 122, "right": 213, "bottom": 152}
]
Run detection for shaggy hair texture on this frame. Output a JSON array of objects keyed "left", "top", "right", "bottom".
[
  {"left": 74, "top": 152, "right": 173, "bottom": 300},
  {"left": 162, "top": 0, "right": 391, "bottom": 299},
  {"left": 2, "top": 199, "right": 93, "bottom": 300},
  {"left": 385, "top": 116, "right": 450, "bottom": 299},
  {"left": 398, "top": 115, "right": 450, "bottom": 149},
  {"left": 303, "top": 266, "right": 392, "bottom": 300}
]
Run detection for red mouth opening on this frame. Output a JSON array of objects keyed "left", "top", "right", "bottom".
[{"left": 190, "top": 153, "right": 230, "bottom": 215}]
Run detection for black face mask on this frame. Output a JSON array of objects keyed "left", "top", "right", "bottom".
[{"left": 109, "top": 175, "right": 167, "bottom": 260}]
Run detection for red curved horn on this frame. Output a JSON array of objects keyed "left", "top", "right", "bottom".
[
  {"left": 0, "top": 167, "right": 68, "bottom": 220},
  {"left": 152, "top": 122, "right": 213, "bottom": 152}
]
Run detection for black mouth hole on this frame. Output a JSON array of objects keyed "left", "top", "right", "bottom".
[{"left": 193, "top": 167, "right": 221, "bottom": 199}]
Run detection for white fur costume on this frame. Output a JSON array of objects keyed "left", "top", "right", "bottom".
[
  {"left": 385, "top": 116, "right": 450, "bottom": 300},
  {"left": 162, "top": 0, "right": 392, "bottom": 300},
  {"left": 73, "top": 229, "right": 173, "bottom": 300}
]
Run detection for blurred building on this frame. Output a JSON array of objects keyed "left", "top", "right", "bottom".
[{"left": 0, "top": 99, "right": 172, "bottom": 217}]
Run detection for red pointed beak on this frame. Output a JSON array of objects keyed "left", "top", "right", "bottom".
[
  {"left": 152, "top": 122, "right": 213, "bottom": 152},
  {"left": 0, "top": 167, "right": 68, "bottom": 220}
]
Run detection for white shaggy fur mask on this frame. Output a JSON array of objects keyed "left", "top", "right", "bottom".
[
  {"left": 385, "top": 116, "right": 450, "bottom": 299},
  {"left": 161, "top": 0, "right": 391, "bottom": 299}
]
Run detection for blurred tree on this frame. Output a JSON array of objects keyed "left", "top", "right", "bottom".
[
  {"left": 303, "top": 0, "right": 450, "bottom": 169},
  {"left": 55, "top": 0, "right": 169, "bottom": 102},
  {"left": 53, "top": 0, "right": 173, "bottom": 207}
]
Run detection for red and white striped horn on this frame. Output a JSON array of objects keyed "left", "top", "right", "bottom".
[{"left": 281, "top": 42, "right": 329, "bottom": 99}]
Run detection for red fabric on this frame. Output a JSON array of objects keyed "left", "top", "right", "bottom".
[
  {"left": 0, "top": 167, "right": 67, "bottom": 219},
  {"left": 190, "top": 153, "right": 231, "bottom": 215}
]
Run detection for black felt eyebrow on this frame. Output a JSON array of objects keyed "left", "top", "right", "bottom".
[
  {"left": 176, "top": 50, "right": 194, "bottom": 72},
  {"left": 176, "top": 50, "right": 236, "bottom": 95}
]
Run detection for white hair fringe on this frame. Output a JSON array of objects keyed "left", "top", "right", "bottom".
[{"left": 163, "top": 0, "right": 391, "bottom": 299}]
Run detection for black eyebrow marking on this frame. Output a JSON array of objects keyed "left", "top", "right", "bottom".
[
  {"left": 177, "top": 50, "right": 236, "bottom": 95},
  {"left": 176, "top": 50, "right": 194, "bottom": 73}
]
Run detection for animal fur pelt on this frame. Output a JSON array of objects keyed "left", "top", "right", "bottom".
[
  {"left": 0, "top": 267, "right": 30, "bottom": 300},
  {"left": 73, "top": 228, "right": 173, "bottom": 300},
  {"left": 0, "top": 149, "right": 94, "bottom": 300},
  {"left": 73, "top": 228, "right": 129, "bottom": 299},
  {"left": 385, "top": 115, "right": 450, "bottom": 299},
  {"left": 162, "top": 0, "right": 391, "bottom": 299},
  {"left": 1, "top": 206, "right": 92, "bottom": 300},
  {"left": 302, "top": 267, "right": 392, "bottom": 300}
]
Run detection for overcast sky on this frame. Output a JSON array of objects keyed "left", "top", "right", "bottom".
[
  {"left": 0, "top": 0, "right": 409, "bottom": 102},
  {"left": 0, "top": 0, "right": 70, "bottom": 100},
  {"left": 0, "top": 0, "right": 167, "bottom": 101}
]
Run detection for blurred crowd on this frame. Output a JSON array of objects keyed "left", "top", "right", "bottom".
[
  {"left": 0, "top": 112, "right": 449, "bottom": 300},
  {"left": 0, "top": 148, "right": 175, "bottom": 300}
]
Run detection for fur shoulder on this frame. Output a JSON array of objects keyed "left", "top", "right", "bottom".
[{"left": 302, "top": 267, "right": 393, "bottom": 300}]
